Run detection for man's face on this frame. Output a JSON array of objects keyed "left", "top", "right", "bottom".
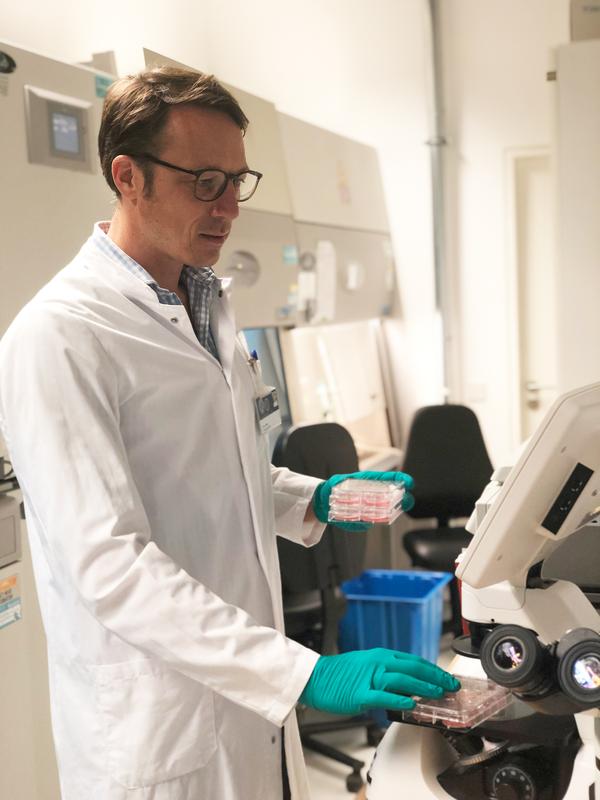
[{"left": 134, "top": 105, "right": 245, "bottom": 272}]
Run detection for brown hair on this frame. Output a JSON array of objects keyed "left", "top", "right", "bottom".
[{"left": 98, "top": 66, "right": 249, "bottom": 197}]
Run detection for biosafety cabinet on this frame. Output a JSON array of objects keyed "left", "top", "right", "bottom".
[
  {"left": 0, "top": 41, "right": 115, "bottom": 338},
  {"left": 277, "top": 112, "right": 397, "bottom": 325},
  {"left": 276, "top": 113, "right": 402, "bottom": 465}
]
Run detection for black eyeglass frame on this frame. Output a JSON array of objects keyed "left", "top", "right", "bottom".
[{"left": 128, "top": 152, "right": 263, "bottom": 202}]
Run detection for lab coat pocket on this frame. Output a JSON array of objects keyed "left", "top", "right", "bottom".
[{"left": 93, "top": 659, "right": 216, "bottom": 789}]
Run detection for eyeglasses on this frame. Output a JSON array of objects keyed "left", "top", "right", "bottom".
[{"left": 130, "top": 153, "right": 263, "bottom": 202}]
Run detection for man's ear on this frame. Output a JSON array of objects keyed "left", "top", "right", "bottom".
[{"left": 112, "top": 155, "right": 144, "bottom": 201}]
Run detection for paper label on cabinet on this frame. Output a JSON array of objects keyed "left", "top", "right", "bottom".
[{"left": 0, "top": 574, "right": 21, "bottom": 630}]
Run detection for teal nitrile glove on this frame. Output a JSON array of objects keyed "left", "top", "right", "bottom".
[
  {"left": 312, "top": 470, "right": 415, "bottom": 531},
  {"left": 299, "top": 648, "right": 461, "bottom": 715}
]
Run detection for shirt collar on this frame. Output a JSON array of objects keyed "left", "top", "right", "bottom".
[
  {"left": 93, "top": 221, "right": 221, "bottom": 294},
  {"left": 179, "top": 264, "right": 220, "bottom": 294},
  {"left": 93, "top": 221, "right": 157, "bottom": 287}
]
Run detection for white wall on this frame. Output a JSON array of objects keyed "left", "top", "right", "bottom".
[
  {"left": 0, "top": 0, "right": 575, "bottom": 463},
  {"left": 440, "top": 0, "right": 570, "bottom": 463}
]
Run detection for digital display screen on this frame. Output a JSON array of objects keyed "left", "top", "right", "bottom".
[
  {"left": 51, "top": 112, "right": 80, "bottom": 155},
  {"left": 541, "top": 462, "right": 594, "bottom": 534}
]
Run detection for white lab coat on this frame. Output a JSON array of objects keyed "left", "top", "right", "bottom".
[{"left": 0, "top": 230, "right": 323, "bottom": 800}]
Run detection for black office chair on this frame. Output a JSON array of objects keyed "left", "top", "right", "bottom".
[
  {"left": 401, "top": 404, "right": 493, "bottom": 637},
  {"left": 273, "top": 422, "right": 381, "bottom": 794}
]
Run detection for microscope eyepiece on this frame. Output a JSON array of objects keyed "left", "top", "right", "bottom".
[
  {"left": 480, "top": 625, "right": 554, "bottom": 697},
  {"left": 481, "top": 624, "right": 600, "bottom": 712},
  {"left": 556, "top": 628, "right": 600, "bottom": 706}
]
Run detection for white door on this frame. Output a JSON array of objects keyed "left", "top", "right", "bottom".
[{"left": 514, "top": 152, "right": 558, "bottom": 440}]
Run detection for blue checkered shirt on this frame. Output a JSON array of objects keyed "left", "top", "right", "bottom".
[{"left": 94, "top": 223, "right": 220, "bottom": 361}]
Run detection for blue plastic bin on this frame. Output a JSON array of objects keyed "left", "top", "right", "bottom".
[
  {"left": 339, "top": 569, "right": 453, "bottom": 728},
  {"left": 338, "top": 569, "right": 453, "bottom": 663}
]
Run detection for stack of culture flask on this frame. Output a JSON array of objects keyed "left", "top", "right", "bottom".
[{"left": 328, "top": 479, "right": 406, "bottom": 525}]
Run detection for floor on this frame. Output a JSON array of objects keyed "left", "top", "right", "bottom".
[{"left": 305, "top": 641, "right": 455, "bottom": 799}]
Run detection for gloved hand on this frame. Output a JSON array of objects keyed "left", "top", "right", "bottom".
[
  {"left": 299, "top": 648, "right": 460, "bottom": 715},
  {"left": 312, "top": 470, "right": 415, "bottom": 531}
]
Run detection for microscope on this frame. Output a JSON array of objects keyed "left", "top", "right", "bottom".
[{"left": 368, "top": 383, "right": 600, "bottom": 800}]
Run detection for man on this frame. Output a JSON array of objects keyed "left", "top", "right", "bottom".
[{"left": 0, "top": 67, "right": 458, "bottom": 799}]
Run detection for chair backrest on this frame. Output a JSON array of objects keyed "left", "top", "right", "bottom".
[
  {"left": 402, "top": 404, "right": 493, "bottom": 525},
  {"left": 272, "top": 422, "right": 366, "bottom": 594}
]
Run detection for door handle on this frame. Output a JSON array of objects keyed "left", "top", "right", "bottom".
[
  {"left": 524, "top": 381, "right": 555, "bottom": 394},
  {"left": 524, "top": 381, "right": 556, "bottom": 410}
]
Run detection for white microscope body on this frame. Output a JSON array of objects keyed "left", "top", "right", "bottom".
[{"left": 368, "top": 383, "right": 600, "bottom": 800}]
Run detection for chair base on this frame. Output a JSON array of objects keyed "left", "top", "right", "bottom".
[{"left": 301, "top": 716, "right": 383, "bottom": 793}]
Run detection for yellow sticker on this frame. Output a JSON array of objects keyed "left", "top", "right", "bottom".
[{"left": 0, "top": 574, "right": 21, "bottom": 630}]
